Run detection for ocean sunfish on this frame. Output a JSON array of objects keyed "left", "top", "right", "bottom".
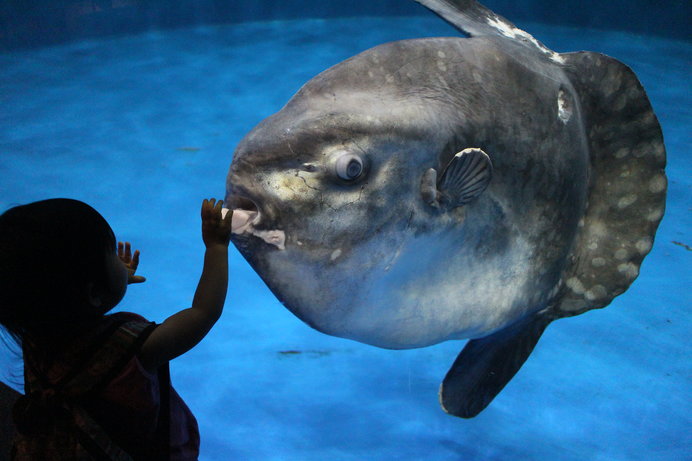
[{"left": 225, "top": 0, "right": 666, "bottom": 417}]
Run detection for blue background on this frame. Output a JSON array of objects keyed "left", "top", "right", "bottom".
[
  {"left": 1, "top": 0, "right": 691, "bottom": 50},
  {"left": 1, "top": 2, "right": 690, "bottom": 460}
]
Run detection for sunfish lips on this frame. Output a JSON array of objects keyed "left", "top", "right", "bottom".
[
  {"left": 227, "top": 208, "right": 257, "bottom": 233},
  {"left": 223, "top": 207, "right": 286, "bottom": 250}
]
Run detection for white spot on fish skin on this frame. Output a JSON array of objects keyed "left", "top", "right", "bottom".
[
  {"left": 647, "top": 207, "right": 665, "bottom": 222},
  {"left": 613, "top": 94, "right": 628, "bottom": 111},
  {"left": 614, "top": 148, "right": 629, "bottom": 159},
  {"left": 550, "top": 54, "right": 566, "bottom": 64},
  {"left": 566, "top": 277, "right": 585, "bottom": 295},
  {"left": 472, "top": 70, "right": 483, "bottom": 83},
  {"left": 615, "top": 248, "right": 629, "bottom": 260},
  {"left": 548, "top": 284, "right": 560, "bottom": 299},
  {"left": 437, "top": 51, "right": 446, "bottom": 58},
  {"left": 633, "top": 149, "right": 646, "bottom": 159},
  {"left": 640, "top": 111, "right": 655, "bottom": 125},
  {"left": 253, "top": 229, "right": 286, "bottom": 250},
  {"left": 592, "top": 257, "right": 606, "bottom": 267},
  {"left": 557, "top": 89, "right": 572, "bottom": 124},
  {"left": 633, "top": 141, "right": 655, "bottom": 158},
  {"left": 617, "top": 194, "right": 638, "bottom": 209},
  {"left": 486, "top": 17, "right": 517, "bottom": 38},
  {"left": 648, "top": 174, "right": 667, "bottom": 193},
  {"left": 635, "top": 238, "right": 652, "bottom": 254},
  {"left": 588, "top": 242, "right": 598, "bottom": 250},
  {"left": 589, "top": 220, "right": 607, "bottom": 238},
  {"left": 485, "top": 17, "right": 564, "bottom": 63},
  {"left": 435, "top": 75, "right": 450, "bottom": 89},
  {"left": 330, "top": 249, "right": 342, "bottom": 261},
  {"left": 618, "top": 263, "right": 639, "bottom": 279},
  {"left": 437, "top": 61, "right": 447, "bottom": 72},
  {"left": 585, "top": 285, "right": 607, "bottom": 301}
]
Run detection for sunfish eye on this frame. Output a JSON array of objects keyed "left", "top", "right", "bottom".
[{"left": 334, "top": 153, "right": 364, "bottom": 181}]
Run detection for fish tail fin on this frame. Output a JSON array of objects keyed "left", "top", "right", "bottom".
[
  {"left": 556, "top": 52, "right": 666, "bottom": 316},
  {"left": 439, "top": 313, "right": 552, "bottom": 418}
]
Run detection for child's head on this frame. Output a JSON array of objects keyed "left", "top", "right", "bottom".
[{"left": 0, "top": 199, "right": 125, "bottom": 346}]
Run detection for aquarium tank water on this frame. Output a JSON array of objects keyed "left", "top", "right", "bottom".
[{"left": 0, "top": 1, "right": 690, "bottom": 460}]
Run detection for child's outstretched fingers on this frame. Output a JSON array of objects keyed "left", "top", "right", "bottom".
[
  {"left": 118, "top": 241, "right": 146, "bottom": 284},
  {"left": 201, "top": 198, "right": 233, "bottom": 247}
]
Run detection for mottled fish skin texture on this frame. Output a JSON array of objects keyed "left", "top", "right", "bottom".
[{"left": 226, "top": 0, "right": 666, "bottom": 417}]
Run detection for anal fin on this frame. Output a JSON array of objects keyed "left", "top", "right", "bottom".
[{"left": 440, "top": 312, "right": 552, "bottom": 418}]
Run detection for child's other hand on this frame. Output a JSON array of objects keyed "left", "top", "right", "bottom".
[
  {"left": 201, "top": 198, "right": 233, "bottom": 248},
  {"left": 118, "top": 241, "right": 146, "bottom": 284}
]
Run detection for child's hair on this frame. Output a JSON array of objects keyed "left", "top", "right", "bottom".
[{"left": 0, "top": 199, "right": 117, "bottom": 349}]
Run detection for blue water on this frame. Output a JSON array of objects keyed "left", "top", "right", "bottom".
[{"left": 1, "top": 15, "right": 690, "bottom": 461}]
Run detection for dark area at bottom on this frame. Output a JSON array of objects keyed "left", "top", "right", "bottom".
[{"left": 0, "top": 382, "right": 19, "bottom": 461}]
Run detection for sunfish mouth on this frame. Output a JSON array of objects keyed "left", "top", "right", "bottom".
[{"left": 222, "top": 202, "right": 286, "bottom": 250}]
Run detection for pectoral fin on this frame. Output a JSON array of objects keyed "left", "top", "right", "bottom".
[
  {"left": 437, "top": 148, "right": 493, "bottom": 208},
  {"left": 440, "top": 312, "right": 551, "bottom": 418}
]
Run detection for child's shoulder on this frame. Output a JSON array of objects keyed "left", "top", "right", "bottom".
[
  {"left": 51, "top": 313, "right": 157, "bottom": 393},
  {"left": 101, "top": 312, "right": 156, "bottom": 346},
  {"left": 107, "top": 311, "right": 151, "bottom": 324}
]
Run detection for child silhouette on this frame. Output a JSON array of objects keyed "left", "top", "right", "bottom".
[{"left": 0, "top": 198, "right": 233, "bottom": 460}]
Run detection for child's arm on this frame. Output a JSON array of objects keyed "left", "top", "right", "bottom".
[{"left": 138, "top": 198, "right": 233, "bottom": 373}]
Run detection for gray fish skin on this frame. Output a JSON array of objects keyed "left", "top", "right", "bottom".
[
  {"left": 229, "top": 36, "right": 586, "bottom": 347},
  {"left": 226, "top": 0, "right": 666, "bottom": 417}
]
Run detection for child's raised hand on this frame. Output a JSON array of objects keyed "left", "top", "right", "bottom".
[
  {"left": 118, "top": 241, "right": 146, "bottom": 284},
  {"left": 138, "top": 200, "right": 232, "bottom": 372},
  {"left": 201, "top": 198, "right": 233, "bottom": 248}
]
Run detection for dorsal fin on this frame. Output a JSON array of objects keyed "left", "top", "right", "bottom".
[
  {"left": 413, "top": 0, "right": 560, "bottom": 61},
  {"left": 557, "top": 52, "right": 667, "bottom": 316},
  {"left": 414, "top": 0, "right": 514, "bottom": 37}
]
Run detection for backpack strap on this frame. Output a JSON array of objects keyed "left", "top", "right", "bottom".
[
  {"left": 15, "top": 313, "right": 159, "bottom": 460},
  {"left": 155, "top": 363, "right": 171, "bottom": 461},
  {"left": 63, "top": 316, "right": 157, "bottom": 398},
  {"left": 71, "top": 404, "right": 135, "bottom": 461}
]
